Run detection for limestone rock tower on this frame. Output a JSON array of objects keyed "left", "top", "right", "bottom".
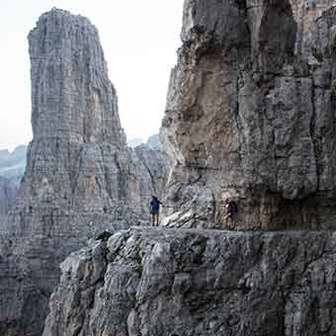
[{"left": 0, "top": 8, "right": 169, "bottom": 336}]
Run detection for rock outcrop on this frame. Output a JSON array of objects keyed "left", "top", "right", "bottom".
[
  {"left": 5, "top": 1, "right": 336, "bottom": 335},
  {"left": 43, "top": 227, "right": 336, "bottom": 336},
  {"left": 289, "top": 0, "right": 336, "bottom": 58},
  {"left": 161, "top": 0, "right": 336, "bottom": 230},
  {"left": 0, "top": 8, "right": 169, "bottom": 336},
  {"left": 35, "top": 2, "right": 336, "bottom": 336},
  {"left": 0, "top": 176, "right": 18, "bottom": 223}
]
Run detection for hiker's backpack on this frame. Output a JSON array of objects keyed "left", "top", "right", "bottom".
[
  {"left": 149, "top": 199, "right": 160, "bottom": 213},
  {"left": 229, "top": 200, "right": 238, "bottom": 214}
]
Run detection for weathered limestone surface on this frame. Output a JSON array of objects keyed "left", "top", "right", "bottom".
[
  {"left": 0, "top": 176, "right": 18, "bottom": 223},
  {"left": 43, "top": 227, "right": 336, "bottom": 336},
  {"left": 161, "top": 0, "right": 336, "bottom": 229},
  {"left": 4, "top": 2, "right": 336, "bottom": 335},
  {"left": 0, "top": 8, "right": 169, "bottom": 336},
  {"left": 24, "top": 3, "right": 336, "bottom": 336},
  {"left": 289, "top": 0, "right": 336, "bottom": 58}
]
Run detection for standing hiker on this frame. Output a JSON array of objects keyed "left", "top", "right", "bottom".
[
  {"left": 149, "top": 195, "right": 162, "bottom": 226},
  {"left": 224, "top": 198, "right": 238, "bottom": 229}
]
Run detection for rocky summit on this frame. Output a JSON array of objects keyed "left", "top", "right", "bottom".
[
  {"left": 161, "top": 0, "right": 336, "bottom": 230},
  {"left": 0, "top": 8, "right": 169, "bottom": 336}
]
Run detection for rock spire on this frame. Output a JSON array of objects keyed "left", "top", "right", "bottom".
[
  {"left": 29, "top": 8, "right": 126, "bottom": 146},
  {"left": 0, "top": 8, "right": 169, "bottom": 336}
]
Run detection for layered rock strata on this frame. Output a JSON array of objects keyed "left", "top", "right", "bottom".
[
  {"left": 289, "top": 0, "right": 336, "bottom": 58},
  {"left": 0, "top": 176, "right": 18, "bottom": 223},
  {"left": 161, "top": 0, "right": 336, "bottom": 229},
  {"left": 0, "top": 8, "right": 169, "bottom": 336},
  {"left": 32, "top": 2, "right": 336, "bottom": 335},
  {"left": 43, "top": 227, "right": 336, "bottom": 336}
]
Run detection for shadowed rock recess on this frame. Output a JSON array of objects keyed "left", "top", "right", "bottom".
[
  {"left": 0, "top": 8, "right": 169, "bottom": 336},
  {"left": 161, "top": 0, "right": 336, "bottom": 229},
  {"left": 42, "top": 1, "right": 336, "bottom": 336}
]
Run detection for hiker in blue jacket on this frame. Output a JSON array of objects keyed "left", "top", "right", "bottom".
[{"left": 149, "top": 195, "right": 162, "bottom": 226}]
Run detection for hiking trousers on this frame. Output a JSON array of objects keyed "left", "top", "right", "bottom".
[{"left": 152, "top": 212, "right": 159, "bottom": 226}]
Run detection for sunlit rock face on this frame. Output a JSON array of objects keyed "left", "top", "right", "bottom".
[
  {"left": 0, "top": 8, "right": 169, "bottom": 336},
  {"left": 161, "top": 0, "right": 336, "bottom": 230},
  {"left": 43, "top": 228, "right": 336, "bottom": 336}
]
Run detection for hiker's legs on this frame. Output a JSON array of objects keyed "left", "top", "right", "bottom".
[
  {"left": 152, "top": 213, "right": 159, "bottom": 226},
  {"left": 229, "top": 215, "right": 235, "bottom": 229},
  {"left": 231, "top": 215, "right": 235, "bottom": 228},
  {"left": 225, "top": 214, "right": 234, "bottom": 229},
  {"left": 225, "top": 215, "right": 230, "bottom": 228},
  {"left": 228, "top": 216, "right": 233, "bottom": 229}
]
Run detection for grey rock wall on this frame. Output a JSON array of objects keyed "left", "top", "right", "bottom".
[
  {"left": 161, "top": 0, "right": 336, "bottom": 230},
  {"left": 0, "top": 176, "right": 18, "bottom": 223},
  {"left": 43, "top": 227, "right": 336, "bottom": 336},
  {"left": 34, "top": 3, "right": 336, "bottom": 336},
  {"left": 0, "top": 8, "right": 169, "bottom": 336},
  {"left": 289, "top": 0, "right": 336, "bottom": 58}
]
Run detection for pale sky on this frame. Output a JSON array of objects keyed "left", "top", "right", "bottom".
[{"left": 0, "top": 0, "right": 184, "bottom": 151}]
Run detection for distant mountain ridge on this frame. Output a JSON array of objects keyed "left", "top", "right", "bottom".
[
  {"left": 0, "top": 145, "right": 26, "bottom": 222},
  {"left": 128, "top": 134, "right": 162, "bottom": 150},
  {"left": 0, "top": 145, "right": 27, "bottom": 179}
]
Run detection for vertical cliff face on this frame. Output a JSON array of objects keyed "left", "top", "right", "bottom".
[
  {"left": 0, "top": 8, "right": 169, "bottom": 336},
  {"left": 289, "top": 0, "right": 336, "bottom": 58},
  {"left": 161, "top": 0, "right": 336, "bottom": 230},
  {"left": 29, "top": 9, "right": 125, "bottom": 146},
  {"left": 0, "top": 176, "right": 18, "bottom": 223},
  {"left": 21, "top": 8, "right": 126, "bottom": 220},
  {"left": 37, "top": 3, "right": 336, "bottom": 336}
]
